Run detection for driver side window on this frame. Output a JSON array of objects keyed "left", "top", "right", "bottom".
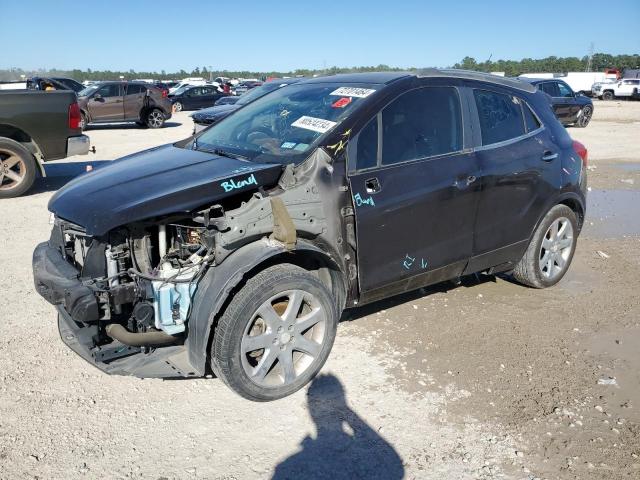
[
  {"left": 97, "top": 84, "right": 121, "bottom": 98},
  {"left": 557, "top": 82, "right": 573, "bottom": 97}
]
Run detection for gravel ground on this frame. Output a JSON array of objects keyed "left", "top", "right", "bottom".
[{"left": 1, "top": 103, "right": 639, "bottom": 480}]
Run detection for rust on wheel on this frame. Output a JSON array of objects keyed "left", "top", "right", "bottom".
[{"left": 0, "top": 150, "right": 26, "bottom": 192}]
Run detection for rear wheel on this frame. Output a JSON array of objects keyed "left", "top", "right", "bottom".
[
  {"left": 211, "top": 264, "right": 338, "bottom": 401},
  {"left": 512, "top": 205, "right": 578, "bottom": 288},
  {"left": 575, "top": 105, "right": 593, "bottom": 128},
  {"left": 80, "top": 112, "right": 89, "bottom": 130},
  {"left": 602, "top": 90, "right": 614, "bottom": 100},
  {"left": 145, "top": 108, "right": 165, "bottom": 128},
  {"left": 0, "top": 138, "right": 37, "bottom": 198}
]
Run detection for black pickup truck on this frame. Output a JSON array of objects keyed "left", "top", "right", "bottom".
[{"left": 0, "top": 90, "right": 90, "bottom": 198}]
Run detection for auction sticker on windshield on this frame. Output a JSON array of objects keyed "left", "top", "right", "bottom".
[
  {"left": 330, "top": 87, "right": 376, "bottom": 98},
  {"left": 291, "top": 116, "right": 337, "bottom": 133}
]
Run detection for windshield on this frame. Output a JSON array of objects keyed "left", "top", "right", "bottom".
[
  {"left": 195, "top": 82, "right": 379, "bottom": 165},
  {"left": 78, "top": 85, "right": 99, "bottom": 97}
]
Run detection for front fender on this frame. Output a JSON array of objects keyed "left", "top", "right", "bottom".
[{"left": 185, "top": 238, "right": 335, "bottom": 374}]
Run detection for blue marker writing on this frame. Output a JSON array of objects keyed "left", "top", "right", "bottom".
[
  {"left": 403, "top": 254, "right": 415, "bottom": 270},
  {"left": 421, "top": 258, "right": 428, "bottom": 269},
  {"left": 354, "top": 193, "right": 375, "bottom": 207},
  {"left": 221, "top": 174, "right": 258, "bottom": 192}
]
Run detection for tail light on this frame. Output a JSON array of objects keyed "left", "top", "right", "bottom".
[
  {"left": 161, "top": 89, "right": 168, "bottom": 98},
  {"left": 572, "top": 140, "right": 588, "bottom": 167},
  {"left": 68, "top": 102, "right": 81, "bottom": 130}
]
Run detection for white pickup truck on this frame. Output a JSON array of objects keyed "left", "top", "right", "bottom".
[{"left": 592, "top": 78, "right": 640, "bottom": 100}]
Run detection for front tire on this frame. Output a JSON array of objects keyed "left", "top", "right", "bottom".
[
  {"left": 211, "top": 264, "right": 338, "bottom": 401},
  {"left": 173, "top": 101, "right": 183, "bottom": 112},
  {"left": 575, "top": 105, "right": 593, "bottom": 128},
  {"left": 145, "top": 108, "right": 165, "bottom": 128},
  {"left": 0, "top": 138, "right": 37, "bottom": 198},
  {"left": 512, "top": 205, "right": 578, "bottom": 288},
  {"left": 602, "top": 91, "right": 614, "bottom": 101}
]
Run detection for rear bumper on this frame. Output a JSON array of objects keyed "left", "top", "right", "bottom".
[{"left": 67, "top": 135, "right": 90, "bottom": 156}]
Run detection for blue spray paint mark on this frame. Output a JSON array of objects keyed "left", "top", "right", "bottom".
[
  {"left": 220, "top": 174, "right": 258, "bottom": 192},
  {"left": 421, "top": 258, "right": 428, "bottom": 269},
  {"left": 354, "top": 193, "right": 375, "bottom": 207},
  {"left": 403, "top": 254, "right": 416, "bottom": 270}
]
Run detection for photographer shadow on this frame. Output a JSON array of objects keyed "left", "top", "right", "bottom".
[{"left": 272, "top": 374, "right": 404, "bottom": 480}]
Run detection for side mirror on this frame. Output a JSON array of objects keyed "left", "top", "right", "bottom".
[{"left": 93, "top": 93, "right": 103, "bottom": 101}]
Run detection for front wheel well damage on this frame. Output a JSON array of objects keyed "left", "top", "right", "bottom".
[{"left": 203, "top": 248, "right": 346, "bottom": 373}]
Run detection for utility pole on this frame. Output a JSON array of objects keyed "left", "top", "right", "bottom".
[{"left": 586, "top": 42, "right": 594, "bottom": 72}]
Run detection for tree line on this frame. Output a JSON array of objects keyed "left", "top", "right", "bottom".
[{"left": 1, "top": 54, "right": 638, "bottom": 82}]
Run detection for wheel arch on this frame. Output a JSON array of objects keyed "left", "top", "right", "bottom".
[
  {"left": 186, "top": 239, "right": 347, "bottom": 375},
  {"left": 0, "top": 125, "right": 46, "bottom": 177}
]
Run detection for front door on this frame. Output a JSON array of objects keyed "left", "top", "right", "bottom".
[
  {"left": 87, "top": 83, "right": 124, "bottom": 122},
  {"left": 349, "top": 86, "right": 481, "bottom": 295}
]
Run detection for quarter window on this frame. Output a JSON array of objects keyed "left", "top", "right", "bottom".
[
  {"left": 356, "top": 117, "right": 378, "bottom": 170},
  {"left": 522, "top": 102, "right": 541, "bottom": 132},
  {"left": 473, "top": 90, "right": 525, "bottom": 145},
  {"left": 381, "top": 87, "right": 462, "bottom": 165}
]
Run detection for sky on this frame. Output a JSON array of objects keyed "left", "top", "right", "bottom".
[{"left": 1, "top": 0, "right": 638, "bottom": 72}]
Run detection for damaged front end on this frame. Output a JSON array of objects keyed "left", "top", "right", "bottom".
[{"left": 34, "top": 215, "right": 214, "bottom": 377}]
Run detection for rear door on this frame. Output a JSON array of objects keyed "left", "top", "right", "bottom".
[
  {"left": 124, "top": 84, "right": 146, "bottom": 120},
  {"left": 349, "top": 85, "right": 481, "bottom": 295},
  {"left": 200, "top": 86, "right": 219, "bottom": 108},
  {"left": 467, "top": 88, "right": 559, "bottom": 272},
  {"left": 87, "top": 84, "right": 124, "bottom": 121}
]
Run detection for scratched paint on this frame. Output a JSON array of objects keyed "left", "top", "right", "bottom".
[
  {"left": 354, "top": 193, "right": 375, "bottom": 207},
  {"left": 220, "top": 174, "right": 258, "bottom": 192}
]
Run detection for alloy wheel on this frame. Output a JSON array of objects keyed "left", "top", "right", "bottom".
[
  {"left": 240, "top": 289, "right": 326, "bottom": 388},
  {"left": 578, "top": 106, "right": 592, "bottom": 127},
  {"left": 0, "top": 150, "right": 26, "bottom": 192},
  {"left": 174, "top": 102, "right": 183, "bottom": 112},
  {"left": 538, "top": 217, "right": 574, "bottom": 281},
  {"left": 148, "top": 110, "right": 164, "bottom": 128}
]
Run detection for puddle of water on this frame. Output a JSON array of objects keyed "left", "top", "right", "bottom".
[
  {"left": 613, "top": 163, "right": 640, "bottom": 172},
  {"left": 584, "top": 189, "right": 640, "bottom": 238}
]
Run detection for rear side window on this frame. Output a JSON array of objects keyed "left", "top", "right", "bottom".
[
  {"left": 473, "top": 90, "right": 525, "bottom": 145},
  {"left": 126, "top": 84, "right": 145, "bottom": 95},
  {"left": 381, "top": 86, "right": 462, "bottom": 165},
  {"left": 522, "top": 103, "right": 541, "bottom": 132},
  {"left": 356, "top": 117, "right": 378, "bottom": 170}
]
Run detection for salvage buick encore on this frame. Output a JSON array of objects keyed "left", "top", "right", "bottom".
[{"left": 33, "top": 71, "right": 588, "bottom": 401}]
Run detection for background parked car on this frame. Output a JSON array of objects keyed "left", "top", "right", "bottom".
[
  {"left": 521, "top": 78, "right": 594, "bottom": 127},
  {"left": 592, "top": 78, "right": 640, "bottom": 100},
  {"left": 233, "top": 80, "right": 263, "bottom": 95},
  {"left": 191, "top": 78, "right": 303, "bottom": 132},
  {"left": 26, "top": 77, "right": 84, "bottom": 93},
  {"left": 214, "top": 95, "right": 240, "bottom": 106},
  {"left": 78, "top": 81, "right": 172, "bottom": 129},
  {"left": 168, "top": 85, "right": 225, "bottom": 112}
]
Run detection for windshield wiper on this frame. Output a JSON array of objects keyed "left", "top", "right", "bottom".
[{"left": 198, "top": 144, "right": 249, "bottom": 161}]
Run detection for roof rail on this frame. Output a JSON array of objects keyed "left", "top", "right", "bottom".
[{"left": 415, "top": 68, "right": 536, "bottom": 93}]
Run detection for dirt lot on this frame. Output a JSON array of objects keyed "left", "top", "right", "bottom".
[{"left": 1, "top": 102, "right": 639, "bottom": 480}]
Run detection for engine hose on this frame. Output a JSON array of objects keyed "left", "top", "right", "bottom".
[{"left": 105, "top": 323, "right": 179, "bottom": 347}]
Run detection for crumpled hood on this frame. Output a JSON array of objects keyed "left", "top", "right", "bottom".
[{"left": 49, "top": 144, "right": 283, "bottom": 236}]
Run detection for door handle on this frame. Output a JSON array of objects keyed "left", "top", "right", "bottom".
[
  {"left": 365, "top": 177, "right": 381, "bottom": 194},
  {"left": 542, "top": 151, "right": 558, "bottom": 161},
  {"left": 466, "top": 175, "right": 477, "bottom": 185}
]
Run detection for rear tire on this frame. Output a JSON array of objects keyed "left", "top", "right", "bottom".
[
  {"left": 0, "top": 138, "right": 37, "bottom": 199},
  {"left": 512, "top": 205, "right": 578, "bottom": 288},
  {"left": 602, "top": 91, "right": 614, "bottom": 100},
  {"left": 211, "top": 264, "right": 338, "bottom": 401},
  {"left": 575, "top": 105, "right": 592, "bottom": 128},
  {"left": 145, "top": 108, "right": 165, "bottom": 128}
]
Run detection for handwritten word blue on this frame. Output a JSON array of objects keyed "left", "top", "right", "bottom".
[
  {"left": 354, "top": 193, "right": 375, "bottom": 207},
  {"left": 221, "top": 174, "right": 258, "bottom": 192}
]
